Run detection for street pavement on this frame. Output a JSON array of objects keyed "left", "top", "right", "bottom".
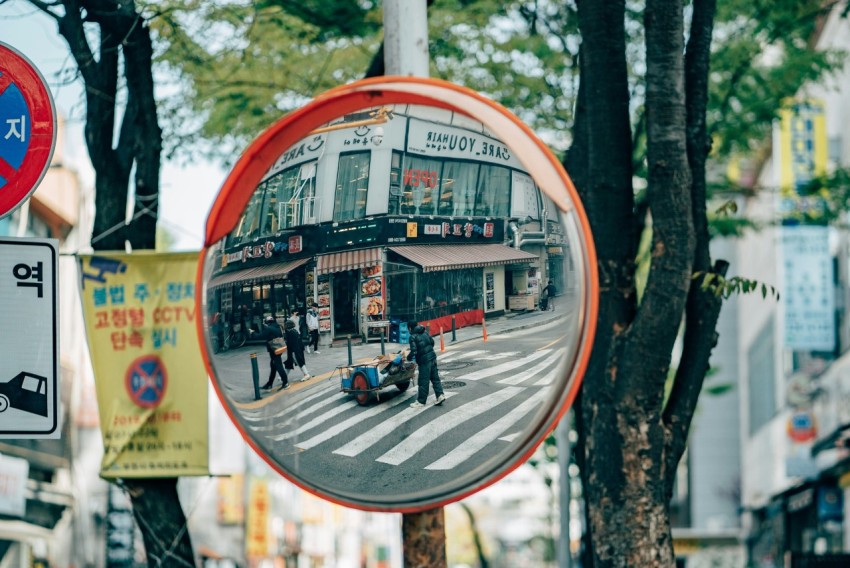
[{"left": 210, "top": 307, "right": 563, "bottom": 407}]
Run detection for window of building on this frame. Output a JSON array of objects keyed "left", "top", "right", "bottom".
[
  {"left": 334, "top": 152, "right": 370, "bottom": 221},
  {"left": 475, "top": 164, "right": 511, "bottom": 217},
  {"left": 747, "top": 316, "right": 776, "bottom": 436},
  {"left": 439, "top": 161, "right": 479, "bottom": 216},
  {"left": 397, "top": 156, "right": 442, "bottom": 216}
]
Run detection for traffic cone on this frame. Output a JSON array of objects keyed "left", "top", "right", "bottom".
[
  {"left": 439, "top": 326, "right": 445, "bottom": 352},
  {"left": 482, "top": 319, "right": 488, "bottom": 342}
]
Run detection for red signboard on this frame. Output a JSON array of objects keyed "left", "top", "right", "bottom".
[{"left": 0, "top": 42, "right": 56, "bottom": 219}]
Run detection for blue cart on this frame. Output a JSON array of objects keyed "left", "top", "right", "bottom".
[{"left": 340, "top": 351, "right": 417, "bottom": 406}]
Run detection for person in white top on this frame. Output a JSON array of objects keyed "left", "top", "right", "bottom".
[{"left": 306, "top": 303, "right": 320, "bottom": 354}]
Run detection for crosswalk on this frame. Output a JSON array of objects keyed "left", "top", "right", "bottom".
[{"left": 238, "top": 345, "right": 567, "bottom": 473}]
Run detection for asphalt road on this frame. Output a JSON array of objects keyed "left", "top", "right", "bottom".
[{"left": 208, "top": 306, "right": 579, "bottom": 503}]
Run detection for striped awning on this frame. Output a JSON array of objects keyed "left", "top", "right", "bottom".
[
  {"left": 209, "top": 258, "right": 309, "bottom": 289},
  {"left": 388, "top": 244, "right": 538, "bottom": 272},
  {"left": 316, "top": 247, "right": 382, "bottom": 275}
]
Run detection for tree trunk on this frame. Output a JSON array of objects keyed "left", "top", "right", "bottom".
[
  {"left": 47, "top": 1, "right": 194, "bottom": 565},
  {"left": 402, "top": 508, "right": 447, "bottom": 568},
  {"left": 569, "top": 0, "right": 721, "bottom": 565},
  {"left": 124, "top": 478, "right": 195, "bottom": 567}
]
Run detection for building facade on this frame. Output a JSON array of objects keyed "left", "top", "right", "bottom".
[{"left": 207, "top": 104, "right": 574, "bottom": 345}]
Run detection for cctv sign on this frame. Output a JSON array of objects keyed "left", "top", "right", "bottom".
[{"left": 0, "top": 237, "right": 59, "bottom": 438}]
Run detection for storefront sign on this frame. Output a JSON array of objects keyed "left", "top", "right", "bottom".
[
  {"left": 288, "top": 235, "right": 302, "bottom": 253},
  {"left": 407, "top": 118, "right": 524, "bottom": 170}
]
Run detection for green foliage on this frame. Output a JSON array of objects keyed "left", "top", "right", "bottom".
[
  {"left": 707, "top": 0, "right": 845, "bottom": 160},
  {"left": 779, "top": 168, "right": 850, "bottom": 226},
  {"left": 692, "top": 271, "right": 780, "bottom": 300}
]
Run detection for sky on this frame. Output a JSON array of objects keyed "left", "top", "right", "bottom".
[{"left": 1, "top": 3, "right": 227, "bottom": 251}]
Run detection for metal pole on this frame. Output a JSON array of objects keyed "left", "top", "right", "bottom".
[
  {"left": 347, "top": 337, "right": 353, "bottom": 366},
  {"left": 250, "top": 353, "right": 261, "bottom": 401},
  {"left": 383, "top": 0, "right": 429, "bottom": 77},
  {"left": 384, "top": 3, "right": 446, "bottom": 565},
  {"left": 557, "top": 412, "right": 572, "bottom": 568},
  {"left": 451, "top": 315, "right": 457, "bottom": 342},
  {"left": 380, "top": 328, "right": 386, "bottom": 355}
]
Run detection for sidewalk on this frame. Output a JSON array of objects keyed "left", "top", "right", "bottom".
[{"left": 222, "top": 307, "right": 566, "bottom": 409}]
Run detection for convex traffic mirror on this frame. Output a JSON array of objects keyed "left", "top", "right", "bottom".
[{"left": 197, "top": 78, "right": 598, "bottom": 512}]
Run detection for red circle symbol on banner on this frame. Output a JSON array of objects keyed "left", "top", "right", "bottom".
[
  {"left": 0, "top": 42, "right": 57, "bottom": 220},
  {"left": 125, "top": 355, "right": 168, "bottom": 409}
]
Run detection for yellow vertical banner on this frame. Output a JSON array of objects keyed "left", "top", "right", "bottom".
[
  {"left": 245, "top": 477, "right": 271, "bottom": 559},
  {"left": 778, "top": 99, "right": 827, "bottom": 193},
  {"left": 78, "top": 252, "right": 208, "bottom": 477}
]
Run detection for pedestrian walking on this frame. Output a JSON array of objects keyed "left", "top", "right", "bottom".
[
  {"left": 542, "top": 279, "right": 557, "bottom": 311},
  {"left": 406, "top": 321, "right": 445, "bottom": 408},
  {"left": 306, "top": 303, "right": 320, "bottom": 353},
  {"left": 256, "top": 316, "right": 289, "bottom": 391},
  {"left": 284, "top": 319, "right": 312, "bottom": 382}
]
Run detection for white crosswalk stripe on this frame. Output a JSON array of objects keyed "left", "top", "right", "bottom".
[
  {"left": 267, "top": 398, "right": 360, "bottom": 441},
  {"left": 332, "top": 393, "right": 457, "bottom": 458},
  {"left": 497, "top": 349, "right": 565, "bottom": 385},
  {"left": 375, "top": 387, "right": 524, "bottom": 465},
  {"left": 461, "top": 349, "right": 552, "bottom": 381},
  {"left": 426, "top": 388, "right": 549, "bottom": 470},
  {"left": 297, "top": 392, "right": 458, "bottom": 450}
]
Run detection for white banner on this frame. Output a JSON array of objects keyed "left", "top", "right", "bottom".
[{"left": 782, "top": 225, "right": 835, "bottom": 351}]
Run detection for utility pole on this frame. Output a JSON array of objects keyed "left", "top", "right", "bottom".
[
  {"left": 382, "top": 1, "right": 446, "bottom": 566},
  {"left": 557, "top": 413, "right": 572, "bottom": 567}
]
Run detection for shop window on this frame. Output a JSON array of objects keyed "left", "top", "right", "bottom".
[
  {"left": 474, "top": 164, "right": 511, "bottom": 217},
  {"left": 257, "top": 161, "right": 317, "bottom": 237},
  {"left": 230, "top": 188, "right": 264, "bottom": 247},
  {"left": 439, "top": 161, "right": 479, "bottom": 217},
  {"left": 397, "top": 156, "right": 442, "bottom": 216},
  {"left": 334, "top": 152, "right": 370, "bottom": 221}
]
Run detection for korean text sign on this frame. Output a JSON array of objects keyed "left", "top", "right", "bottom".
[{"left": 78, "top": 252, "right": 208, "bottom": 477}]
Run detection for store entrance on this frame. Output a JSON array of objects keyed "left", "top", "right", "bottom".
[{"left": 332, "top": 270, "right": 359, "bottom": 336}]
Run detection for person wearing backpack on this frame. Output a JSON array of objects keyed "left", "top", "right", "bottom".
[{"left": 406, "top": 322, "right": 446, "bottom": 409}]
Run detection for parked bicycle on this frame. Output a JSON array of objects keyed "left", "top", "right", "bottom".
[{"left": 223, "top": 321, "right": 247, "bottom": 350}]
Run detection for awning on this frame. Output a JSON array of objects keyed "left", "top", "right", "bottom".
[
  {"left": 388, "top": 244, "right": 538, "bottom": 272},
  {"left": 209, "top": 258, "right": 309, "bottom": 289},
  {"left": 316, "top": 247, "right": 382, "bottom": 275}
]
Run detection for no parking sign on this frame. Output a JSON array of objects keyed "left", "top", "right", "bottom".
[{"left": 0, "top": 42, "right": 56, "bottom": 219}]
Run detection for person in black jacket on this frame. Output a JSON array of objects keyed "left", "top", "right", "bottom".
[
  {"left": 257, "top": 316, "right": 289, "bottom": 391},
  {"left": 284, "top": 319, "right": 312, "bottom": 382},
  {"left": 406, "top": 322, "right": 445, "bottom": 408}
]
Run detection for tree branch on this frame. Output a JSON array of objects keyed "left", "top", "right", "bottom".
[{"left": 663, "top": 0, "right": 720, "bottom": 492}]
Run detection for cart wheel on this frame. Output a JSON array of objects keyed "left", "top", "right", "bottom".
[
  {"left": 352, "top": 371, "right": 372, "bottom": 406},
  {"left": 395, "top": 380, "right": 411, "bottom": 392}
]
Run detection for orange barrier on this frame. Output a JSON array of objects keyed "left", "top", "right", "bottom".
[
  {"left": 482, "top": 319, "right": 488, "bottom": 342},
  {"left": 439, "top": 326, "right": 445, "bottom": 352}
]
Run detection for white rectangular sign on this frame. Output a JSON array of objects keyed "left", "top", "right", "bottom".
[
  {"left": 0, "top": 237, "right": 59, "bottom": 438},
  {"left": 0, "top": 453, "right": 29, "bottom": 516},
  {"left": 782, "top": 225, "right": 835, "bottom": 351}
]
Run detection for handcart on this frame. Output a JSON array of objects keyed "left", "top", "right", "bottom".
[{"left": 340, "top": 350, "right": 417, "bottom": 406}]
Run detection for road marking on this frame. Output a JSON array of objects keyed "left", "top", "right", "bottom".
[
  {"left": 240, "top": 382, "right": 339, "bottom": 422},
  {"left": 425, "top": 388, "right": 548, "bottom": 470},
  {"left": 332, "top": 393, "right": 458, "bottom": 458},
  {"left": 497, "top": 349, "right": 565, "bottom": 385},
  {"left": 499, "top": 432, "right": 520, "bottom": 442},
  {"left": 486, "top": 351, "right": 521, "bottom": 360},
  {"left": 538, "top": 334, "right": 567, "bottom": 351},
  {"left": 461, "top": 350, "right": 551, "bottom": 381},
  {"left": 375, "top": 387, "right": 524, "bottom": 465},
  {"left": 268, "top": 398, "right": 361, "bottom": 441},
  {"left": 297, "top": 391, "right": 420, "bottom": 450},
  {"left": 248, "top": 391, "right": 349, "bottom": 432},
  {"left": 439, "top": 349, "right": 488, "bottom": 362}
]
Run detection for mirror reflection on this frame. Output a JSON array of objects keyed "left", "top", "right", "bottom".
[{"left": 201, "top": 102, "right": 588, "bottom": 506}]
